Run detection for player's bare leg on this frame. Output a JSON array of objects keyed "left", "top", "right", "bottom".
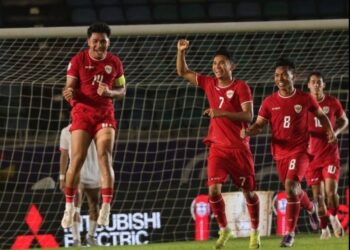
[
  {"left": 325, "top": 178, "right": 344, "bottom": 238},
  {"left": 84, "top": 187, "right": 100, "bottom": 246},
  {"left": 209, "top": 184, "right": 233, "bottom": 250},
  {"left": 95, "top": 128, "right": 115, "bottom": 226},
  {"left": 61, "top": 130, "right": 92, "bottom": 228},
  {"left": 312, "top": 182, "right": 331, "bottom": 240},
  {"left": 72, "top": 188, "right": 82, "bottom": 246}
]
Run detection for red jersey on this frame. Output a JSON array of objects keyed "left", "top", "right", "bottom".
[
  {"left": 196, "top": 74, "right": 252, "bottom": 149},
  {"left": 67, "top": 49, "right": 124, "bottom": 111},
  {"left": 258, "top": 89, "right": 320, "bottom": 160},
  {"left": 308, "top": 95, "right": 344, "bottom": 165}
]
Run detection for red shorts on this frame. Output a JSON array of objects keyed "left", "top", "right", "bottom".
[
  {"left": 305, "top": 158, "right": 340, "bottom": 186},
  {"left": 70, "top": 105, "right": 116, "bottom": 137},
  {"left": 275, "top": 152, "right": 310, "bottom": 183},
  {"left": 207, "top": 144, "right": 256, "bottom": 191}
]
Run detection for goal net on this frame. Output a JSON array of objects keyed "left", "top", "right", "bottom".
[{"left": 0, "top": 19, "right": 348, "bottom": 248}]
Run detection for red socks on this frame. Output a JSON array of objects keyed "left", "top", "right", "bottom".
[
  {"left": 65, "top": 187, "right": 77, "bottom": 203},
  {"left": 286, "top": 196, "right": 301, "bottom": 233},
  {"left": 209, "top": 194, "right": 227, "bottom": 228},
  {"left": 319, "top": 214, "right": 329, "bottom": 229},
  {"left": 101, "top": 188, "right": 113, "bottom": 203},
  {"left": 327, "top": 207, "right": 338, "bottom": 216},
  {"left": 245, "top": 193, "right": 260, "bottom": 230},
  {"left": 299, "top": 190, "right": 313, "bottom": 212}
]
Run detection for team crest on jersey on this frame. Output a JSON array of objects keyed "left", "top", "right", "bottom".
[
  {"left": 105, "top": 65, "right": 112, "bottom": 74},
  {"left": 322, "top": 106, "right": 330, "bottom": 114},
  {"left": 294, "top": 104, "right": 302, "bottom": 113},
  {"left": 226, "top": 90, "right": 234, "bottom": 99}
]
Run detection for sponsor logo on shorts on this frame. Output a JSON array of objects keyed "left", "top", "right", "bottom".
[{"left": 210, "top": 177, "right": 220, "bottom": 181}]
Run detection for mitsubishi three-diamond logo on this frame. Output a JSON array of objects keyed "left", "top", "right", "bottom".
[{"left": 12, "top": 204, "right": 59, "bottom": 249}]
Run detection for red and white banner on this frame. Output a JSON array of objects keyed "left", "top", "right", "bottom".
[{"left": 191, "top": 194, "right": 210, "bottom": 241}]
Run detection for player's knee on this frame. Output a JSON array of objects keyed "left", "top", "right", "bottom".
[
  {"left": 285, "top": 182, "right": 301, "bottom": 198},
  {"left": 72, "top": 154, "right": 87, "bottom": 168},
  {"left": 208, "top": 186, "right": 221, "bottom": 197}
]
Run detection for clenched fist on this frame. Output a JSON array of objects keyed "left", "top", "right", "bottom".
[
  {"left": 97, "top": 82, "right": 112, "bottom": 97},
  {"left": 63, "top": 87, "right": 74, "bottom": 101},
  {"left": 177, "top": 39, "right": 189, "bottom": 51}
]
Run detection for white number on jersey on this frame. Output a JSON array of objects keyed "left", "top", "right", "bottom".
[
  {"left": 314, "top": 117, "right": 322, "bottom": 128},
  {"left": 327, "top": 165, "right": 336, "bottom": 174},
  {"left": 288, "top": 159, "right": 296, "bottom": 170},
  {"left": 283, "top": 116, "right": 291, "bottom": 128},
  {"left": 239, "top": 177, "right": 246, "bottom": 187},
  {"left": 219, "top": 96, "right": 224, "bottom": 109},
  {"left": 92, "top": 74, "right": 104, "bottom": 85}
]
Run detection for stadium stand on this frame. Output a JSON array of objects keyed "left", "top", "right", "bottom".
[{"left": 0, "top": 0, "right": 347, "bottom": 27}]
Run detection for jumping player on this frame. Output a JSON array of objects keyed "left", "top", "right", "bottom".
[{"left": 61, "top": 22, "right": 126, "bottom": 228}]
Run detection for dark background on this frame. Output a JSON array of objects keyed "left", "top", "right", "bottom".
[{"left": 0, "top": 0, "right": 348, "bottom": 28}]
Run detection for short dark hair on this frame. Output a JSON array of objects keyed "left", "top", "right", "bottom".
[
  {"left": 307, "top": 71, "right": 324, "bottom": 83},
  {"left": 214, "top": 48, "right": 234, "bottom": 62},
  {"left": 275, "top": 57, "right": 295, "bottom": 72},
  {"left": 87, "top": 22, "right": 111, "bottom": 38}
]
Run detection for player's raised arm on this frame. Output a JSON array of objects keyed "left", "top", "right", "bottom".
[
  {"left": 176, "top": 39, "right": 197, "bottom": 85},
  {"left": 241, "top": 116, "right": 268, "bottom": 139}
]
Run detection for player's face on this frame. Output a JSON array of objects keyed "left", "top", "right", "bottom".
[
  {"left": 274, "top": 66, "right": 294, "bottom": 91},
  {"left": 308, "top": 75, "right": 325, "bottom": 95},
  {"left": 87, "top": 32, "right": 110, "bottom": 60},
  {"left": 212, "top": 55, "right": 233, "bottom": 80}
]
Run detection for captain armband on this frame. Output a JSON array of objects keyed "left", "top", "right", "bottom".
[{"left": 114, "top": 75, "right": 126, "bottom": 87}]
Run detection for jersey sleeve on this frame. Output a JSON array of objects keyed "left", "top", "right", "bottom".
[
  {"left": 258, "top": 98, "right": 270, "bottom": 120},
  {"left": 237, "top": 81, "right": 253, "bottom": 105},
  {"left": 114, "top": 56, "right": 124, "bottom": 79},
  {"left": 196, "top": 74, "right": 211, "bottom": 91},
  {"left": 59, "top": 128, "right": 69, "bottom": 151},
  {"left": 67, "top": 54, "right": 80, "bottom": 79},
  {"left": 333, "top": 98, "right": 345, "bottom": 118},
  {"left": 308, "top": 94, "right": 321, "bottom": 113}
]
